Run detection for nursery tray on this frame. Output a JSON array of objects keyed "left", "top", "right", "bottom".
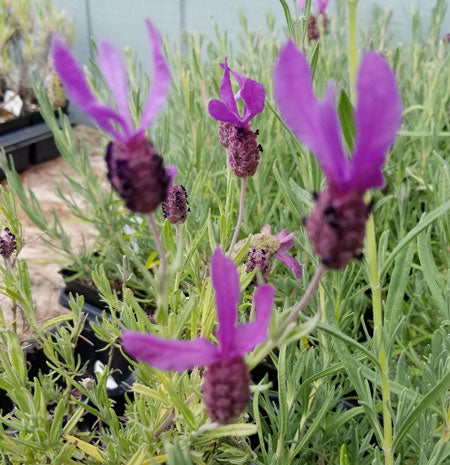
[
  {"left": 29, "top": 102, "right": 70, "bottom": 125},
  {"left": 0, "top": 114, "right": 31, "bottom": 136}
]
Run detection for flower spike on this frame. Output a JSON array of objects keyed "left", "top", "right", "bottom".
[
  {"left": 53, "top": 21, "right": 172, "bottom": 214},
  {"left": 274, "top": 42, "right": 401, "bottom": 268},
  {"left": 123, "top": 248, "right": 275, "bottom": 423}
]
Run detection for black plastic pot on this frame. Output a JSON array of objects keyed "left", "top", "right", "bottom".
[
  {"left": 0, "top": 114, "right": 31, "bottom": 136},
  {"left": 59, "top": 268, "right": 111, "bottom": 312},
  {"left": 0, "top": 323, "right": 134, "bottom": 419},
  {"left": 30, "top": 134, "right": 61, "bottom": 164},
  {"left": 29, "top": 102, "right": 70, "bottom": 125},
  {"left": 59, "top": 288, "right": 106, "bottom": 321}
]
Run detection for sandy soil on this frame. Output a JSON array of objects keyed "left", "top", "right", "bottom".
[{"left": 1, "top": 125, "right": 107, "bottom": 341}]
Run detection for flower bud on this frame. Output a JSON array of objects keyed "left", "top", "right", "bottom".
[
  {"left": 0, "top": 228, "right": 16, "bottom": 259},
  {"left": 245, "top": 248, "right": 271, "bottom": 282},
  {"left": 106, "top": 137, "right": 169, "bottom": 214},
  {"left": 306, "top": 187, "right": 369, "bottom": 269},
  {"left": 162, "top": 183, "right": 189, "bottom": 224},
  {"left": 307, "top": 15, "right": 319, "bottom": 41},
  {"left": 227, "top": 125, "right": 261, "bottom": 178},
  {"left": 202, "top": 356, "right": 250, "bottom": 424}
]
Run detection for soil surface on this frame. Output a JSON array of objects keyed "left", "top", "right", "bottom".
[{"left": 1, "top": 125, "right": 107, "bottom": 342}]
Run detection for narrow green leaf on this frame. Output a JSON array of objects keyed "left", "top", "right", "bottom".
[{"left": 338, "top": 89, "right": 356, "bottom": 151}]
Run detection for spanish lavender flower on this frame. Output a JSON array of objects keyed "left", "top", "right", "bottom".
[
  {"left": 298, "top": 0, "right": 330, "bottom": 40},
  {"left": 0, "top": 228, "right": 16, "bottom": 259},
  {"left": 208, "top": 58, "right": 265, "bottom": 178},
  {"left": 52, "top": 20, "right": 171, "bottom": 213},
  {"left": 274, "top": 42, "right": 402, "bottom": 268},
  {"left": 123, "top": 248, "right": 275, "bottom": 424},
  {"left": 244, "top": 225, "right": 302, "bottom": 281},
  {"left": 161, "top": 165, "right": 189, "bottom": 224}
]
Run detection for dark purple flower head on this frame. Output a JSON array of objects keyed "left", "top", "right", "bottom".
[
  {"left": 274, "top": 42, "right": 402, "bottom": 268},
  {"left": 208, "top": 58, "right": 265, "bottom": 128},
  {"left": 442, "top": 33, "right": 450, "bottom": 43},
  {"left": 0, "top": 228, "right": 16, "bottom": 259},
  {"left": 161, "top": 164, "right": 189, "bottom": 224},
  {"left": 105, "top": 138, "right": 169, "bottom": 213},
  {"left": 52, "top": 20, "right": 171, "bottom": 144},
  {"left": 123, "top": 248, "right": 275, "bottom": 423},
  {"left": 244, "top": 225, "right": 302, "bottom": 280}
]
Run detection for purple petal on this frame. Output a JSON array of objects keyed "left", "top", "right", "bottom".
[
  {"left": 136, "top": 20, "right": 171, "bottom": 135},
  {"left": 349, "top": 52, "right": 402, "bottom": 192},
  {"left": 52, "top": 37, "right": 126, "bottom": 138},
  {"left": 166, "top": 164, "right": 177, "bottom": 185},
  {"left": 97, "top": 41, "right": 133, "bottom": 136},
  {"left": 275, "top": 229, "right": 295, "bottom": 251},
  {"left": 218, "top": 58, "right": 239, "bottom": 115},
  {"left": 228, "top": 67, "right": 247, "bottom": 89},
  {"left": 211, "top": 248, "right": 240, "bottom": 356},
  {"left": 316, "top": 0, "right": 329, "bottom": 12},
  {"left": 122, "top": 331, "right": 220, "bottom": 371},
  {"left": 298, "top": 0, "right": 306, "bottom": 10},
  {"left": 260, "top": 224, "right": 271, "bottom": 235},
  {"left": 240, "top": 78, "right": 266, "bottom": 126},
  {"left": 274, "top": 250, "right": 303, "bottom": 279},
  {"left": 274, "top": 41, "right": 349, "bottom": 189},
  {"left": 230, "top": 285, "right": 275, "bottom": 355},
  {"left": 208, "top": 99, "right": 241, "bottom": 124}
]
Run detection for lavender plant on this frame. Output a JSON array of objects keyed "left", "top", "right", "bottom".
[{"left": 0, "top": 1, "right": 449, "bottom": 464}]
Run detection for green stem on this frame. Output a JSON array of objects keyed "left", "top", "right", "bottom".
[
  {"left": 347, "top": 2, "right": 393, "bottom": 463},
  {"left": 367, "top": 214, "right": 393, "bottom": 465},
  {"left": 347, "top": 0, "right": 358, "bottom": 102}
]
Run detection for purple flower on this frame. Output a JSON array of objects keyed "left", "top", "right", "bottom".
[
  {"left": 208, "top": 58, "right": 265, "bottom": 128},
  {"left": 316, "top": 0, "right": 329, "bottom": 13},
  {"left": 123, "top": 248, "right": 275, "bottom": 423},
  {"left": 298, "top": 0, "right": 329, "bottom": 13},
  {"left": 245, "top": 225, "right": 302, "bottom": 280},
  {"left": 0, "top": 228, "right": 16, "bottom": 260},
  {"left": 274, "top": 42, "right": 402, "bottom": 268},
  {"left": 208, "top": 59, "right": 265, "bottom": 178},
  {"left": 52, "top": 20, "right": 172, "bottom": 213},
  {"left": 161, "top": 164, "right": 189, "bottom": 224}
]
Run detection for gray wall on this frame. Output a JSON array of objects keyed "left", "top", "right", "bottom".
[
  {"left": 58, "top": 0, "right": 449, "bottom": 63},
  {"left": 55, "top": 0, "right": 449, "bottom": 122}
]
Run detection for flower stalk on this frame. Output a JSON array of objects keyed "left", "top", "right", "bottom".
[
  {"left": 367, "top": 213, "right": 394, "bottom": 465},
  {"left": 146, "top": 213, "right": 168, "bottom": 315},
  {"left": 347, "top": 0, "right": 358, "bottom": 102},
  {"left": 228, "top": 177, "right": 247, "bottom": 255},
  {"left": 346, "top": 1, "right": 394, "bottom": 463}
]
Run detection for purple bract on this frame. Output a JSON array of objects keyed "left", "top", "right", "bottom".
[
  {"left": 274, "top": 41, "right": 402, "bottom": 195},
  {"left": 208, "top": 58, "right": 265, "bottom": 127},
  {"left": 52, "top": 20, "right": 171, "bottom": 144}
]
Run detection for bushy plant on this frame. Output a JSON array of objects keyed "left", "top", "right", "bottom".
[{"left": 0, "top": 1, "right": 449, "bottom": 464}]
